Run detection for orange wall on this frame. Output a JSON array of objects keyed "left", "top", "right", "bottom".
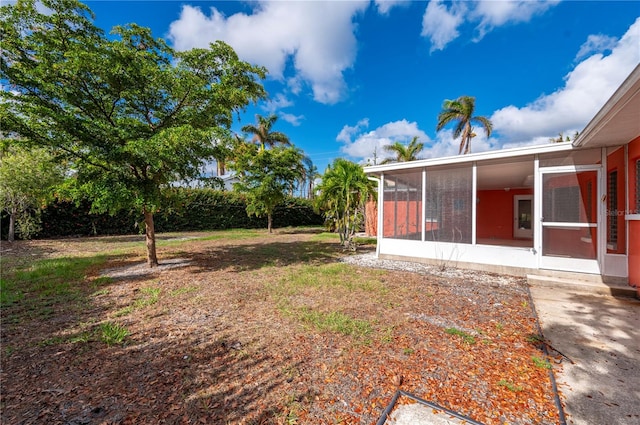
[
  {"left": 476, "top": 189, "right": 533, "bottom": 239},
  {"left": 607, "top": 147, "right": 626, "bottom": 254},
  {"left": 628, "top": 136, "right": 640, "bottom": 292},
  {"left": 382, "top": 200, "right": 422, "bottom": 237}
]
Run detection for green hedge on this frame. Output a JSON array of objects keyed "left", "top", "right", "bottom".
[{"left": 1, "top": 189, "right": 323, "bottom": 239}]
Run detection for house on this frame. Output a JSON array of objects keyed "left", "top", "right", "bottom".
[{"left": 364, "top": 64, "right": 640, "bottom": 295}]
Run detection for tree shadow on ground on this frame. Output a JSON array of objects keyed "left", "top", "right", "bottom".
[
  {"left": 536, "top": 292, "right": 640, "bottom": 425},
  {"left": 187, "top": 240, "right": 342, "bottom": 273}
]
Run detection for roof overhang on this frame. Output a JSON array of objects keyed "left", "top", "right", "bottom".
[
  {"left": 364, "top": 141, "right": 574, "bottom": 176},
  {"left": 573, "top": 64, "right": 640, "bottom": 149}
]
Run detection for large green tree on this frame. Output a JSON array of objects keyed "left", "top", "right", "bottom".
[
  {"left": 315, "top": 158, "right": 375, "bottom": 250},
  {"left": 436, "top": 95, "right": 492, "bottom": 155},
  {"left": 231, "top": 143, "right": 305, "bottom": 233},
  {"left": 0, "top": 142, "right": 64, "bottom": 241},
  {"left": 241, "top": 113, "right": 290, "bottom": 151},
  {"left": 1, "top": 0, "right": 266, "bottom": 266},
  {"left": 380, "top": 136, "right": 424, "bottom": 164}
]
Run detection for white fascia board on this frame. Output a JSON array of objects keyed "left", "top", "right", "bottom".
[{"left": 364, "top": 142, "right": 574, "bottom": 175}]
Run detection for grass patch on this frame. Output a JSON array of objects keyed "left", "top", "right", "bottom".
[
  {"left": 170, "top": 286, "right": 198, "bottom": 297},
  {"left": 115, "top": 285, "right": 161, "bottom": 317},
  {"left": 100, "top": 322, "right": 130, "bottom": 346},
  {"left": 293, "top": 308, "right": 372, "bottom": 338},
  {"left": 532, "top": 355, "right": 552, "bottom": 369},
  {"left": 4, "top": 256, "right": 106, "bottom": 304},
  {"left": 310, "top": 232, "right": 339, "bottom": 242},
  {"left": 353, "top": 236, "right": 377, "bottom": 245},
  {"left": 0, "top": 278, "right": 24, "bottom": 306},
  {"left": 279, "top": 263, "right": 386, "bottom": 296},
  {"left": 186, "top": 229, "right": 264, "bottom": 243},
  {"left": 526, "top": 333, "right": 544, "bottom": 344},
  {"left": 497, "top": 379, "right": 523, "bottom": 392},
  {"left": 134, "top": 286, "right": 161, "bottom": 308},
  {"left": 445, "top": 327, "right": 476, "bottom": 344}
]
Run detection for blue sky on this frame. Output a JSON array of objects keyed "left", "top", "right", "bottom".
[{"left": 83, "top": 0, "right": 639, "bottom": 173}]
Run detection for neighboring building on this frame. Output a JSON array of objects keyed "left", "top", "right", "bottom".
[{"left": 364, "top": 64, "right": 640, "bottom": 295}]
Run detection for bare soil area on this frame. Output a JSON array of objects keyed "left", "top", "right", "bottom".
[{"left": 0, "top": 229, "right": 560, "bottom": 424}]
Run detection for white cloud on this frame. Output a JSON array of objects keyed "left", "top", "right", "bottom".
[
  {"left": 575, "top": 34, "right": 618, "bottom": 61},
  {"left": 279, "top": 112, "right": 305, "bottom": 127},
  {"left": 375, "top": 0, "right": 409, "bottom": 15},
  {"left": 491, "top": 17, "right": 640, "bottom": 144},
  {"left": 421, "top": 0, "right": 467, "bottom": 52},
  {"left": 338, "top": 119, "right": 430, "bottom": 163},
  {"left": 425, "top": 128, "right": 498, "bottom": 159},
  {"left": 261, "top": 93, "right": 294, "bottom": 115},
  {"left": 421, "top": 0, "right": 560, "bottom": 52},
  {"left": 471, "top": 0, "right": 559, "bottom": 40},
  {"left": 336, "top": 118, "right": 370, "bottom": 144},
  {"left": 168, "top": 1, "right": 369, "bottom": 104}
]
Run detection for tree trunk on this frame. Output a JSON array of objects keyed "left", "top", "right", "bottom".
[
  {"left": 8, "top": 208, "right": 16, "bottom": 242},
  {"left": 143, "top": 208, "right": 159, "bottom": 267},
  {"left": 267, "top": 213, "right": 273, "bottom": 234}
]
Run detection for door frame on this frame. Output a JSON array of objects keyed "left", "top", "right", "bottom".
[
  {"left": 535, "top": 164, "right": 603, "bottom": 274},
  {"left": 513, "top": 195, "right": 533, "bottom": 239}
]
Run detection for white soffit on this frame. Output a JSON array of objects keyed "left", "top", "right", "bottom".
[{"left": 573, "top": 64, "right": 640, "bottom": 148}]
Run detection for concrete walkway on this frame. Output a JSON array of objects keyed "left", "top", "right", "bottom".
[{"left": 529, "top": 287, "right": 640, "bottom": 425}]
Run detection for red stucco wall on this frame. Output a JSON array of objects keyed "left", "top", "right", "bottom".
[
  {"left": 476, "top": 189, "right": 533, "bottom": 240},
  {"left": 607, "top": 147, "right": 627, "bottom": 254},
  {"left": 627, "top": 136, "right": 640, "bottom": 293}
]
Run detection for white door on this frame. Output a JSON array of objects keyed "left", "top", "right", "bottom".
[
  {"left": 514, "top": 195, "right": 533, "bottom": 239},
  {"left": 538, "top": 166, "right": 601, "bottom": 274}
]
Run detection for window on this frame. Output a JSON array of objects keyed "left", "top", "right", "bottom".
[
  {"left": 636, "top": 160, "right": 640, "bottom": 214},
  {"left": 607, "top": 170, "right": 618, "bottom": 245}
]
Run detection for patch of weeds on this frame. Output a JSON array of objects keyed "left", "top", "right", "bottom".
[
  {"left": 3, "top": 345, "right": 15, "bottom": 357},
  {"left": 495, "top": 322, "right": 504, "bottom": 331},
  {"left": 170, "top": 286, "right": 198, "bottom": 297},
  {"left": 115, "top": 286, "right": 161, "bottom": 316},
  {"left": 91, "top": 288, "right": 110, "bottom": 297},
  {"left": 445, "top": 327, "right": 476, "bottom": 344},
  {"left": 521, "top": 300, "right": 529, "bottom": 308},
  {"left": 100, "top": 322, "right": 129, "bottom": 346},
  {"left": 296, "top": 308, "right": 372, "bottom": 339},
  {"left": 134, "top": 286, "right": 161, "bottom": 308},
  {"left": 69, "top": 331, "right": 93, "bottom": 344},
  {"left": 526, "top": 333, "right": 544, "bottom": 344},
  {"left": 279, "top": 263, "right": 386, "bottom": 296},
  {"left": 379, "top": 326, "right": 394, "bottom": 344},
  {"left": 497, "top": 379, "right": 523, "bottom": 392},
  {"left": 39, "top": 336, "right": 66, "bottom": 347},
  {"left": 91, "top": 276, "right": 113, "bottom": 287},
  {"left": 0, "top": 278, "right": 24, "bottom": 306},
  {"left": 532, "top": 355, "right": 552, "bottom": 369},
  {"left": 114, "top": 306, "right": 134, "bottom": 317},
  {"left": 403, "top": 347, "right": 415, "bottom": 355}
]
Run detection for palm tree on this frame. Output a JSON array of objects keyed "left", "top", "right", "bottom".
[
  {"left": 241, "top": 114, "right": 291, "bottom": 151},
  {"left": 315, "top": 158, "right": 376, "bottom": 249},
  {"left": 436, "top": 96, "right": 492, "bottom": 155},
  {"left": 380, "top": 136, "right": 424, "bottom": 164}
]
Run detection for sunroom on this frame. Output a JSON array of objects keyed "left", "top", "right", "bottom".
[{"left": 364, "top": 142, "right": 629, "bottom": 282}]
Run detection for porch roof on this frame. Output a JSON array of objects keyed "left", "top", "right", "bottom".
[{"left": 363, "top": 141, "right": 573, "bottom": 176}]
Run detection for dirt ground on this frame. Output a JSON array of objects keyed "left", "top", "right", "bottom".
[{"left": 0, "top": 228, "right": 561, "bottom": 424}]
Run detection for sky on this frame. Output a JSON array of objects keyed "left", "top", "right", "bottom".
[{"left": 80, "top": 1, "right": 640, "bottom": 172}]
